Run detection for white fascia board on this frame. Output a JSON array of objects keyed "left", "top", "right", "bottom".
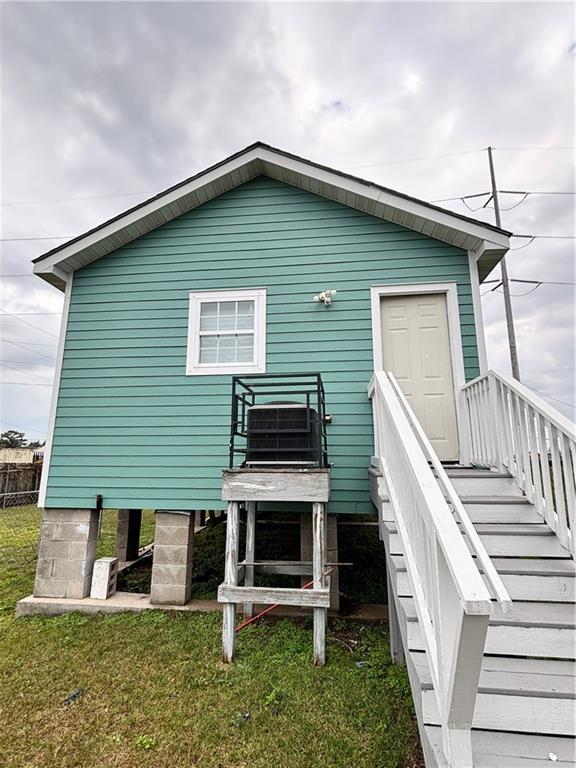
[
  {"left": 33, "top": 145, "right": 510, "bottom": 283},
  {"left": 257, "top": 148, "right": 511, "bottom": 250},
  {"left": 33, "top": 148, "right": 263, "bottom": 276}
]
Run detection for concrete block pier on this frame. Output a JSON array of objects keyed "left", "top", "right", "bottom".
[
  {"left": 150, "top": 510, "right": 195, "bottom": 605},
  {"left": 34, "top": 508, "right": 100, "bottom": 599}
]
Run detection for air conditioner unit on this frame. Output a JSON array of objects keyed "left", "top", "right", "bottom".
[{"left": 246, "top": 402, "right": 321, "bottom": 466}]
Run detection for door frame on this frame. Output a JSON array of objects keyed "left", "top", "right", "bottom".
[{"left": 370, "top": 282, "right": 467, "bottom": 462}]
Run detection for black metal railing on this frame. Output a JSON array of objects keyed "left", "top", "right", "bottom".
[{"left": 229, "top": 373, "right": 329, "bottom": 468}]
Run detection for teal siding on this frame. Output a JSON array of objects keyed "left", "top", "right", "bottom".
[{"left": 46, "top": 177, "right": 480, "bottom": 512}]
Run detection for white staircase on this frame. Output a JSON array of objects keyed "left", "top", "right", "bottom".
[{"left": 369, "top": 371, "right": 576, "bottom": 768}]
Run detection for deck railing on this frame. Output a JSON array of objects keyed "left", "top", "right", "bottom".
[
  {"left": 462, "top": 371, "right": 576, "bottom": 558},
  {"left": 369, "top": 371, "right": 493, "bottom": 768}
]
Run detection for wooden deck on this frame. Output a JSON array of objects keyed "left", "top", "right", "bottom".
[{"left": 375, "top": 466, "right": 576, "bottom": 767}]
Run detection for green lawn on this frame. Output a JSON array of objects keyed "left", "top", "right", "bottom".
[{"left": 0, "top": 505, "right": 422, "bottom": 768}]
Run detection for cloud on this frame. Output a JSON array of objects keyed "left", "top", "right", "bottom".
[{"left": 0, "top": 0, "right": 574, "bottom": 438}]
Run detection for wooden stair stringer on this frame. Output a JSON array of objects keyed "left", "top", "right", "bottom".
[{"left": 381, "top": 467, "right": 576, "bottom": 767}]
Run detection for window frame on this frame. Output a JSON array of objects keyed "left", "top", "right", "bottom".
[{"left": 186, "top": 288, "right": 267, "bottom": 376}]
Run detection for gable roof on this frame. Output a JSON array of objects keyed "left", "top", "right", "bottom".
[{"left": 33, "top": 141, "right": 511, "bottom": 290}]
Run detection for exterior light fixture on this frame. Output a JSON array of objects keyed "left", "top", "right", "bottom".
[{"left": 313, "top": 289, "right": 337, "bottom": 305}]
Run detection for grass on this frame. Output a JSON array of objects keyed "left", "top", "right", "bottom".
[{"left": 0, "top": 505, "right": 422, "bottom": 768}]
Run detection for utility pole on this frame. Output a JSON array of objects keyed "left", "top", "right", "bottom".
[{"left": 487, "top": 146, "right": 521, "bottom": 380}]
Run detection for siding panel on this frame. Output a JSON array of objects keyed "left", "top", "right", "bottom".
[{"left": 46, "top": 176, "right": 480, "bottom": 512}]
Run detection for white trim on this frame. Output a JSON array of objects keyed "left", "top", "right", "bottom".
[
  {"left": 468, "top": 251, "right": 488, "bottom": 373},
  {"left": 259, "top": 148, "right": 510, "bottom": 249},
  {"left": 33, "top": 150, "right": 262, "bottom": 276},
  {"left": 38, "top": 272, "right": 74, "bottom": 507},
  {"left": 186, "top": 288, "right": 266, "bottom": 376},
  {"left": 370, "top": 282, "right": 467, "bottom": 462},
  {"left": 33, "top": 144, "right": 510, "bottom": 290}
]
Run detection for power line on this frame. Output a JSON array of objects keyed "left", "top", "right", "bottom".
[
  {"left": 528, "top": 387, "right": 576, "bottom": 410},
  {"left": 1, "top": 381, "right": 52, "bottom": 387},
  {"left": 347, "top": 148, "right": 483, "bottom": 169},
  {"left": 0, "top": 311, "right": 62, "bottom": 316},
  {"left": 1, "top": 190, "right": 155, "bottom": 206},
  {"left": 0, "top": 419, "right": 46, "bottom": 436},
  {"left": 0, "top": 308, "right": 59, "bottom": 338},
  {"left": 2, "top": 359, "right": 53, "bottom": 366},
  {"left": 0, "top": 236, "right": 73, "bottom": 242},
  {"left": 1, "top": 362, "right": 53, "bottom": 383},
  {"left": 0, "top": 339, "right": 57, "bottom": 346},
  {"left": 493, "top": 146, "right": 576, "bottom": 151},
  {"left": 4, "top": 231, "right": 574, "bottom": 244},
  {"left": 0, "top": 337, "right": 56, "bottom": 361},
  {"left": 431, "top": 190, "right": 575, "bottom": 203}
]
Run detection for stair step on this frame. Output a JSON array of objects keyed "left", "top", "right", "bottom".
[
  {"left": 411, "top": 650, "right": 576, "bottom": 697},
  {"left": 400, "top": 596, "right": 576, "bottom": 629},
  {"left": 422, "top": 689, "right": 575, "bottom": 736},
  {"left": 425, "top": 726, "right": 576, "bottom": 766},
  {"left": 385, "top": 524, "right": 570, "bottom": 559},
  {"left": 459, "top": 495, "right": 531, "bottom": 505},
  {"left": 391, "top": 555, "right": 575, "bottom": 603},
  {"left": 407, "top": 617, "right": 576, "bottom": 660},
  {"left": 391, "top": 554, "right": 576, "bottom": 577},
  {"left": 461, "top": 503, "right": 542, "bottom": 524},
  {"left": 380, "top": 502, "right": 541, "bottom": 525},
  {"left": 448, "top": 474, "right": 523, "bottom": 496},
  {"left": 443, "top": 469, "right": 513, "bottom": 478}
]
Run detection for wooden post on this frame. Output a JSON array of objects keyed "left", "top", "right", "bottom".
[
  {"left": 312, "top": 501, "right": 327, "bottom": 665},
  {"left": 386, "top": 567, "right": 404, "bottom": 664},
  {"left": 222, "top": 501, "right": 240, "bottom": 663},
  {"left": 243, "top": 502, "right": 256, "bottom": 617},
  {"left": 116, "top": 509, "right": 142, "bottom": 562}
]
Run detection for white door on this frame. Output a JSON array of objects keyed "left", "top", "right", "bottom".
[{"left": 380, "top": 293, "right": 459, "bottom": 461}]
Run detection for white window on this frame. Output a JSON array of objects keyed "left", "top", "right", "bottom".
[{"left": 186, "top": 289, "right": 266, "bottom": 375}]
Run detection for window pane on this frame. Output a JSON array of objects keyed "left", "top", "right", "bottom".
[
  {"left": 218, "top": 301, "right": 237, "bottom": 331},
  {"left": 236, "top": 335, "right": 254, "bottom": 362},
  {"left": 199, "top": 302, "right": 218, "bottom": 331},
  {"left": 236, "top": 300, "right": 255, "bottom": 330},
  {"left": 199, "top": 335, "right": 218, "bottom": 363},
  {"left": 218, "top": 334, "right": 236, "bottom": 363}
]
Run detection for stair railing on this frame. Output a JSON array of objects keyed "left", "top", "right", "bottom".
[
  {"left": 387, "top": 373, "right": 512, "bottom": 608},
  {"left": 369, "top": 371, "right": 493, "bottom": 768},
  {"left": 461, "top": 371, "right": 576, "bottom": 558}
]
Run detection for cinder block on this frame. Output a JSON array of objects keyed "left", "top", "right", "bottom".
[
  {"left": 154, "top": 525, "right": 194, "bottom": 547},
  {"left": 40, "top": 522, "right": 60, "bottom": 542},
  {"left": 54, "top": 522, "right": 91, "bottom": 542},
  {"left": 34, "top": 508, "right": 99, "bottom": 600},
  {"left": 150, "top": 583, "right": 191, "bottom": 606},
  {"left": 153, "top": 545, "right": 194, "bottom": 566},
  {"left": 43, "top": 508, "right": 96, "bottom": 523},
  {"left": 51, "top": 559, "right": 86, "bottom": 581},
  {"left": 35, "top": 558, "right": 55, "bottom": 579},
  {"left": 65, "top": 578, "right": 92, "bottom": 599},
  {"left": 155, "top": 511, "right": 194, "bottom": 527},
  {"left": 90, "top": 557, "right": 118, "bottom": 599},
  {"left": 34, "top": 577, "right": 67, "bottom": 599},
  {"left": 38, "top": 540, "right": 69, "bottom": 560},
  {"left": 150, "top": 563, "right": 190, "bottom": 586}
]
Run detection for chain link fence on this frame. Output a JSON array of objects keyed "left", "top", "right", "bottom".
[{"left": 0, "top": 464, "right": 42, "bottom": 572}]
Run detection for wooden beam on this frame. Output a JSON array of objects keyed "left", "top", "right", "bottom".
[
  {"left": 222, "top": 501, "right": 239, "bottom": 663},
  {"left": 218, "top": 585, "right": 330, "bottom": 609},
  {"left": 313, "top": 502, "right": 327, "bottom": 665},
  {"left": 222, "top": 468, "right": 330, "bottom": 502},
  {"left": 243, "top": 502, "right": 256, "bottom": 617}
]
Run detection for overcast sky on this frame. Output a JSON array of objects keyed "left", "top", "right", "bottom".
[{"left": 1, "top": 1, "right": 574, "bottom": 441}]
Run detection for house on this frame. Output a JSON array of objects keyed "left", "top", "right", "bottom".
[
  {"left": 0, "top": 447, "right": 38, "bottom": 464},
  {"left": 25, "top": 143, "right": 575, "bottom": 767}
]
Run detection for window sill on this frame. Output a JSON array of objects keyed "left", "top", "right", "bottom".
[{"left": 186, "top": 363, "right": 266, "bottom": 376}]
